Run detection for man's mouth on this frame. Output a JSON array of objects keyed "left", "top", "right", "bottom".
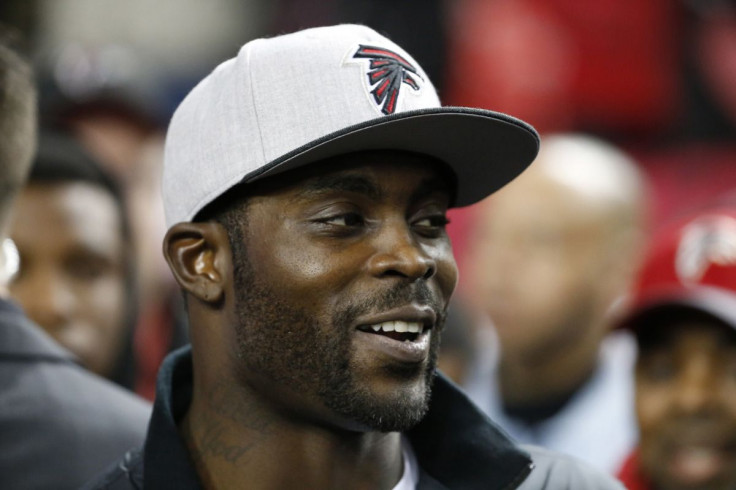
[
  {"left": 352, "top": 305, "right": 438, "bottom": 362},
  {"left": 357, "top": 321, "right": 428, "bottom": 342},
  {"left": 668, "top": 444, "right": 733, "bottom": 484}
]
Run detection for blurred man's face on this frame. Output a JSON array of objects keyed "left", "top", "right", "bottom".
[
  {"left": 226, "top": 152, "right": 457, "bottom": 432},
  {"left": 10, "top": 182, "right": 128, "bottom": 378},
  {"left": 636, "top": 320, "right": 736, "bottom": 490},
  {"left": 466, "top": 170, "right": 615, "bottom": 363}
]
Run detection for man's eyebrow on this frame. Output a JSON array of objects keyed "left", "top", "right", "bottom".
[{"left": 296, "top": 174, "right": 384, "bottom": 200}]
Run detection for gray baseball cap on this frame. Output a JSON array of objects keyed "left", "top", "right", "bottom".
[{"left": 163, "top": 24, "right": 539, "bottom": 226}]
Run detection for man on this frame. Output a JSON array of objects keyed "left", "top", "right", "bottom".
[
  {"left": 9, "top": 132, "right": 139, "bottom": 390},
  {"left": 49, "top": 77, "right": 185, "bottom": 400},
  {"left": 462, "top": 134, "right": 647, "bottom": 473},
  {"left": 617, "top": 199, "right": 736, "bottom": 490},
  {"left": 87, "top": 25, "right": 622, "bottom": 489},
  {"left": 0, "top": 39, "right": 150, "bottom": 490}
]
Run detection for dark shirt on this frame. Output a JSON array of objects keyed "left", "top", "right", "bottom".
[
  {"left": 0, "top": 297, "right": 151, "bottom": 490},
  {"left": 85, "top": 346, "right": 625, "bottom": 489},
  {"left": 86, "top": 345, "right": 535, "bottom": 489}
]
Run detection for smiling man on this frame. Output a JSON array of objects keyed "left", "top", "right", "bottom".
[
  {"left": 85, "top": 24, "right": 623, "bottom": 489},
  {"left": 617, "top": 199, "right": 736, "bottom": 490}
]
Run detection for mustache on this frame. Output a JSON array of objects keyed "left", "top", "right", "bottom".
[
  {"left": 661, "top": 416, "right": 736, "bottom": 434},
  {"left": 336, "top": 282, "right": 446, "bottom": 327}
]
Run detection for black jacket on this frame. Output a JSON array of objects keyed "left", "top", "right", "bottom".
[
  {"left": 85, "top": 346, "right": 623, "bottom": 490},
  {"left": 0, "top": 298, "right": 151, "bottom": 490}
]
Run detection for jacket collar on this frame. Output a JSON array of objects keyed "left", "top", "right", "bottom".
[
  {"left": 144, "top": 346, "right": 532, "bottom": 490},
  {"left": 408, "top": 374, "right": 533, "bottom": 489},
  {"left": 143, "top": 345, "right": 202, "bottom": 490}
]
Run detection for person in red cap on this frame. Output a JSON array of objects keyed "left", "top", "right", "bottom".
[{"left": 617, "top": 196, "right": 736, "bottom": 490}]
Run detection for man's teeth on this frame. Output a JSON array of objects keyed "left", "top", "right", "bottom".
[{"left": 369, "top": 321, "right": 423, "bottom": 333}]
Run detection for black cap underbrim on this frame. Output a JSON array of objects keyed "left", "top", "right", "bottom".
[{"left": 240, "top": 107, "right": 540, "bottom": 208}]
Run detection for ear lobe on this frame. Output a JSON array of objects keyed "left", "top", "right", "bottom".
[{"left": 163, "top": 222, "right": 230, "bottom": 305}]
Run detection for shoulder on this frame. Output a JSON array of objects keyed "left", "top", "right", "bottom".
[
  {"left": 518, "top": 445, "right": 626, "bottom": 490},
  {"left": 1, "top": 352, "right": 150, "bottom": 433},
  {"left": 0, "top": 305, "right": 150, "bottom": 428},
  {"left": 0, "top": 349, "right": 150, "bottom": 489}
]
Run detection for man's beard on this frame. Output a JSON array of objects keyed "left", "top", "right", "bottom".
[{"left": 230, "top": 237, "right": 443, "bottom": 433}]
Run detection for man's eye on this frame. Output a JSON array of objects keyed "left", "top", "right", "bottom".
[
  {"left": 66, "top": 255, "right": 111, "bottom": 280},
  {"left": 323, "top": 213, "right": 365, "bottom": 227},
  {"left": 639, "top": 357, "right": 677, "bottom": 383},
  {"left": 414, "top": 215, "right": 450, "bottom": 230}
]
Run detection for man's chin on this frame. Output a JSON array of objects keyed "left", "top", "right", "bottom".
[{"left": 324, "top": 373, "right": 435, "bottom": 433}]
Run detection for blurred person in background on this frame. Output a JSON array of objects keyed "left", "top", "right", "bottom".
[
  {"left": 0, "top": 33, "right": 149, "bottom": 490},
  {"left": 462, "top": 133, "right": 648, "bottom": 473},
  {"left": 39, "top": 47, "right": 189, "bottom": 399},
  {"left": 617, "top": 197, "right": 736, "bottom": 490},
  {"left": 9, "top": 131, "right": 139, "bottom": 391}
]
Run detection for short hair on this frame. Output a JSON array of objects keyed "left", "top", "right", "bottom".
[
  {"left": 29, "top": 131, "right": 127, "bottom": 220},
  {"left": 0, "top": 33, "right": 37, "bottom": 227}
]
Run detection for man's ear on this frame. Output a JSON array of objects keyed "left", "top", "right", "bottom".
[{"left": 163, "top": 222, "right": 231, "bottom": 305}]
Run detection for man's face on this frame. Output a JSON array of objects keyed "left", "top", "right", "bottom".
[
  {"left": 466, "top": 170, "right": 613, "bottom": 362},
  {"left": 225, "top": 152, "right": 457, "bottom": 432},
  {"left": 9, "top": 182, "right": 128, "bottom": 378},
  {"left": 636, "top": 319, "right": 736, "bottom": 490}
]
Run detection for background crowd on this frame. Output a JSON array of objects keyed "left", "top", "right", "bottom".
[{"left": 1, "top": 1, "right": 736, "bottom": 489}]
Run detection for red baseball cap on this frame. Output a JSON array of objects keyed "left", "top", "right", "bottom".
[{"left": 621, "top": 197, "right": 736, "bottom": 332}]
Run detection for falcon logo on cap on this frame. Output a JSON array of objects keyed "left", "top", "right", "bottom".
[
  {"left": 676, "top": 215, "right": 736, "bottom": 284},
  {"left": 350, "top": 45, "right": 423, "bottom": 115}
]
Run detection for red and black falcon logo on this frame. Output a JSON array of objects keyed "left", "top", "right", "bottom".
[{"left": 352, "top": 45, "right": 422, "bottom": 115}]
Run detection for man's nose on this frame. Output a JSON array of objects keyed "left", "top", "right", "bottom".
[
  {"left": 674, "top": 360, "right": 718, "bottom": 414},
  {"left": 366, "top": 220, "right": 436, "bottom": 281}
]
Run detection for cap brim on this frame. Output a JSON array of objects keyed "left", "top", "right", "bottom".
[
  {"left": 620, "top": 286, "right": 736, "bottom": 333},
  {"left": 240, "top": 107, "right": 539, "bottom": 208}
]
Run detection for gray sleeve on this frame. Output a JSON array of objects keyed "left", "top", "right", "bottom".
[{"left": 516, "top": 446, "right": 626, "bottom": 490}]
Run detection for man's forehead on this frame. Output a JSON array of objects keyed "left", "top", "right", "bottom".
[{"left": 250, "top": 151, "right": 455, "bottom": 201}]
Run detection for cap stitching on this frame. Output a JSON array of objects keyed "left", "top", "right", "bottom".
[{"left": 246, "top": 40, "right": 268, "bottom": 167}]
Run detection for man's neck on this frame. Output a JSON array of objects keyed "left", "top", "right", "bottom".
[
  {"left": 180, "top": 381, "right": 405, "bottom": 490},
  {"left": 497, "top": 340, "right": 599, "bottom": 422}
]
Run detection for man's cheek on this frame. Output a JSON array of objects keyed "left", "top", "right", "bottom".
[{"left": 636, "top": 390, "right": 669, "bottom": 435}]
